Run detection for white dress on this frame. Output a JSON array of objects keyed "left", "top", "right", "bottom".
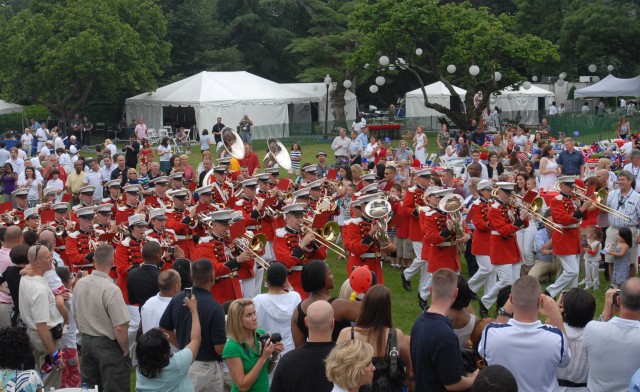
[
  {"left": 539, "top": 157, "right": 558, "bottom": 191},
  {"left": 415, "top": 134, "right": 426, "bottom": 164}
]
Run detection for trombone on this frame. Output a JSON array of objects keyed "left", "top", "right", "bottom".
[
  {"left": 491, "top": 189, "right": 563, "bottom": 233},
  {"left": 301, "top": 219, "right": 347, "bottom": 258},
  {"left": 554, "top": 183, "right": 631, "bottom": 222},
  {"left": 232, "top": 232, "right": 270, "bottom": 269}
]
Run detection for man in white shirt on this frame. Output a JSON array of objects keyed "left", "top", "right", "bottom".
[
  {"left": 40, "top": 140, "right": 53, "bottom": 158},
  {"left": 465, "top": 151, "right": 488, "bottom": 180},
  {"left": 140, "top": 270, "right": 181, "bottom": 352},
  {"left": 330, "top": 127, "right": 351, "bottom": 166},
  {"left": 583, "top": 279, "right": 640, "bottom": 392},
  {"left": 8, "top": 147, "right": 25, "bottom": 175},
  {"left": 19, "top": 244, "right": 64, "bottom": 390},
  {"left": 84, "top": 159, "right": 104, "bottom": 203},
  {"left": 100, "top": 155, "right": 116, "bottom": 183},
  {"left": 479, "top": 276, "right": 570, "bottom": 392},
  {"left": 620, "top": 97, "right": 627, "bottom": 111},
  {"left": 36, "top": 123, "right": 50, "bottom": 152},
  {"left": 549, "top": 101, "right": 559, "bottom": 116},
  {"left": 56, "top": 148, "right": 73, "bottom": 174}
]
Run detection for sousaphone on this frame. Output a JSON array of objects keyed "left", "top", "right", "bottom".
[{"left": 266, "top": 137, "right": 292, "bottom": 171}]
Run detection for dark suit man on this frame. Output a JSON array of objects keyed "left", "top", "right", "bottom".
[{"left": 127, "top": 241, "right": 164, "bottom": 308}]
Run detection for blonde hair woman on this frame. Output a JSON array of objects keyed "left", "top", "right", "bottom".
[
  {"left": 223, "top": 299, "right": 284, "bottom": 392},
  {"left": 597, "top": 157, "right": 617, "bottom": 189},
  {"left": 326, "top": 340, "right": 376, "bottom": 392}
]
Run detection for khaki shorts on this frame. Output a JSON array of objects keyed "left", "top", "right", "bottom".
[{"left": 394, "top": 237, "right": 414, "bottom": 259}]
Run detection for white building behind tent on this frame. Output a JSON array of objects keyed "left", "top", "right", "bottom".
[
  {"left": 490, "top": 85, "right": 555, "bottom": 125},
  {"left": 125, "top": 71, "right": 316, "bottom": 140},
  {"left": 283, "top": 83, "right": 357, "bottom": 125}
]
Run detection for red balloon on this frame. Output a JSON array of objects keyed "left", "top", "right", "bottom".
[{"left": 350, "top": 266, "right": 373, "bottom": 293}]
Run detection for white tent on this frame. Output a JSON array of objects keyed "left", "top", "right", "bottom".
[
  {"left": 405, "top": 81, "right": 467, "bottom": 118},
  {"left": 283, "top": 83, "right": 358, "bottom": 124},
  {"left": 125, "top": 71, "right": 316, "bottom": 140},
  {"left": 0, "top": 100, "right": 23, "bottom": 115},
  {"left": 574, "top": 74, "right": 640, "bottom": 98},
  {"left": 490, "top": 85, "right": 555, "bottom": 124}
]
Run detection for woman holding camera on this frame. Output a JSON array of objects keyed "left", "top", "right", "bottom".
[{"left": 223, "top": 299, "right": 284, "bottom": 392}]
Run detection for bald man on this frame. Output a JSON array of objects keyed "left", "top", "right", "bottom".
[
  {"left": 271, "top": 301, "right": 335, "bottom": 392},
  {"left": 141, "top": 270, "right": 181, "bottom": 335},
  {"left": 0, "top": 225, "right": 23, "bottom": 327}
]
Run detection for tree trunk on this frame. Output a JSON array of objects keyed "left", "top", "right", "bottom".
[{"left": 330, "top": 85, "right": 348, "bottom": 130}]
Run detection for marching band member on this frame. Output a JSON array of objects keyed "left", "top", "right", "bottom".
[
  {"left": 545, "top": 176, "right": 592, "bottom": 297},
  {"left": 50, "top": 202, "right": 72, "bottom": 266},
  {"left": 66, "top": 206, "right": 103, "bottom": 273},
  {"left": 400, "top": 168, "right": 431, "bottom": 301},
  {"left": 145, "top": 208, "right": 181, "bottom": 269},
  {"left": 194, "top": 185, "right": 217, "bottom": 214},
  {"left": 291, "top": 187, "right": 311, "bottom": 207},
  {"left": 342, "top": 193, "right": 391, "bottom": 284},
  {"left": 72, "top": 185, "right": 96, "bottom": 213},
  {"left": 194, "top": 210, "right": 253, "bottom": 304},
  {"left": 358, "top": 173, "right": 376, "bottom": 191},
  {"left": 233, "top": 178, "right": 265, "bottom": 298},
  {"left": 480, "top": 182, "right": 528, "bottom": 317},
  {"left": 273, "top": 203, "right": 327, "bottom": 299},
  {"left": 22, "top": 208, "right": 40, "bottom": 233},
  {"left": 423, "top": 189, "right": 471, "bottom": 274},
  {"left": 9, "top": 188, "right": 29, "bottom": 226},
  {"left": 115, "top": 184, "right": 142, "bottom": 223},
  {"left": 114, "top": 213, "right": 147, "bottom": 359},
  {"left": 168, "top": 171, "right": 184, "bottom": 191},
  {"left": 94, "top": 203, "right": 115, "bottom": 232},
  {"left": 38, "top": 187, "right": 58, "bottom": 213},
  {"left": 210, "top": 165, "right": 232, "bottom": 207},
  {"left": 414, "top": 186, "right": 441, "bottom": 308},
  {"left": 264, "top": 167, "right": 280, "bottom": 190},
  {"left": 357, "top": 182, "right": 381, "bottom": 197},
  {"left": 467, "top": 180, "right": 496, "bottom": 298},
  {"left": 307, "top": 179, "right": 324, "bottom": 210},
  {"left": 165, "top": 189, "right": 197, "bottom": 259},
  {"left": 146, "top": 176, "right": 172, "bottom": 209},
  {"left": 300, "top": 164, "right": 318, "bottom": 188},
  {"left": 101, "top": 179, "right": 123, "bottom": 215}
]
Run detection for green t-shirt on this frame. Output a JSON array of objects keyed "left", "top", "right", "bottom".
[{"left": 222, "top": 328, "right": 270, "bottom": 392}]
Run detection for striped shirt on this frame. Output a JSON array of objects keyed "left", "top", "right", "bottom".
[
  {"left": 606, "top": 188, "right": 640, "bottom": 228},
  {"left": 290, "top": 150, "right": 301, "bottom": 170}
]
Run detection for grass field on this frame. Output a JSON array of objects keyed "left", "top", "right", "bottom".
[{"left": 101, "top": 135, "right": 612, "bottom": 335}]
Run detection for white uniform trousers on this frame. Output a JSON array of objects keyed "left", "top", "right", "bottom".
[
  {"left": 467, "top": 255, "right": 495, "bottom": 294},
  {"left": 481, "top": 263, "right": 520, "bottom": 309},
  {"left": 546, "top": 254, "right": 580, "bottom": 298},
  {"left": 403, "top": 241, "right": 431, "bottom": 300}
]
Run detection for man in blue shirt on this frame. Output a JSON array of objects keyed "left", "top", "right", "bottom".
[
  {"left": 557, "top": 138, "right": 585, "bottom": 176},
  {"left": 469, "top": 127, "right": 486, "bottom": 148},
  {"left": 357, "top": 127, "right": 369, "bottom": 150},
  {"left": 411, "top": 268, "right": 478, "bottom": 391},
  {"left": 528, "top": 212, "right": 562, "bottom": 283}
]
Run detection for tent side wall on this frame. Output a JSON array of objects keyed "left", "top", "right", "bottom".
[{"left": 125, "top": 101, "right": 163, "bottom": 133}]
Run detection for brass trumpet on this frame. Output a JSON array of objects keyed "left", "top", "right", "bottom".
[
  {"left": 0, "top": 212, "right": 20, "bottom": 226},
  {"left": 492, "top": 189, "right": 563, "bottom": 233},
  {"left": 324, "top": 180, "right": 344, "bottom": 191},
  {"left": 301, "top": 219, "right": 347, "bottom": 258},
  {"left": 41, "top": 222, "right": 66, "bottom": 237},
  {"left": 554, "top": 183, "right": 631, "bottom": 222},
  {"left": 233, "top": 232, "right": 270, "bottom": 269},
  {"left": 114, "top": 224, "right": 129, "bottom": 242},
  {"left": 188, "top": 213, "right": 213, "bottom": 229}
]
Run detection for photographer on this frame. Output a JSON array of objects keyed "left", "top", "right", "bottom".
[
  {"left": 239, "top": 114, "right": 253, "bottom": 144},
  {"left": 223, "top": 299, "right": 284, "bottom": 392},
  {"left": 583, "top": 278, "right": 640, "bottom": 392}
]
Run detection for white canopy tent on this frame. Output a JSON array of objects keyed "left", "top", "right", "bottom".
[
  {"left": 125, "top": 71, "right": 316, "bottom": 140},
  {"left": 490, "top": 85, "right": 554, "bottom": 124},
  {"left": 405, "top": 81, "right": 467, "bottom": 118},
  {"left": 574, "top": 74, "right": 640, "bottom": 98},
  {"left": 0, "top": 100, "right": 23, "bottom": 115},
  {"left": 283, "top": 83, "right": 358, "bottom": 125}
]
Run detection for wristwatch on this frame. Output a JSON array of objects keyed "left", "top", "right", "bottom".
[{"left": 497, "top": 307, "right": 513, "bottom": 318}]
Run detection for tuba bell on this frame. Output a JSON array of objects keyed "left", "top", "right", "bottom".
[
  {"left": 266, "top": 137, "right": 292, "bottom": 171},
  {"left": 221, "top": 127, "right": 245, "bottom": 160}
]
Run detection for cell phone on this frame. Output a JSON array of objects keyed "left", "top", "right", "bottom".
[
  {"left": 168, "top": 246, "right": 175, "bottom": 255},
  {"left": 185, "top": 288, "right": 192, "bottom": 299},
  {"left": 613, "top": 289, "right": 621, "bottom": 306}
]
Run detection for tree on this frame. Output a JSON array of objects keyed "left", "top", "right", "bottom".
[
  {"left": 349, "top": 0, "right": 559, "bottom": 130},
  {"left": 0, "top": 0, "right": 170, "bottom": 120},
  {"left": 287, "top": 0, "right": 360, "bottom": 130}
]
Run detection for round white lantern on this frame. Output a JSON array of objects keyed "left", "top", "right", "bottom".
[
  {"left": 532, "top": 76, "right": 538, "bottom": 82},
  {"left": 592, "top": 76, "right": 600, "bottom": 83},
  {"left": 343, "top": 80, "right": 352, "bottom": 89},
  {"left": 375, "top": 76, "right": 385, "bottom": 86},
  {"left": 607, "top": 65, "right": 614, "bottom": 72},
  {"left": 469, "top": 65, "right": 480, "bottom": 76},
  {"left": 379, "top": 56, "right": 390, "bottom": 66},
  {"left": 559, "top": 72, "right": 567, "bottom": 80},
  {"left": 588, "top": 64, "right": 597, "bottom": 73},
  {"left": 415, "top": 48, "right": 423, "bottom": 56},
  {"left": 369, "top": 85, "right": 378, "bottom": 93},
  {"left": 556, "top": 79, "right": 565, "bottom": 86},
  {"left": 494, "top": 72, "right": 502, "bottom": 82},
  {"left": 447, "top": 64, "right": 456, "bottom": 74},
  {"left": 522, "top": 81, "right": 532, "bottom": 90}
]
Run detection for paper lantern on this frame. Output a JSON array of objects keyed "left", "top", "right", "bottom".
[
  {"left": 447, "top": 64, "right": 456, "bottom": 74},
  {"left": 592, "top": 76, "right": 600, "bottom": 83},
  {"left": 532, "top": 76, "right": 538, "bottom": 82},
  {"left": 559, "top": 72, "right": 567, "bottom": 80},
  {"left": 556, "top": 79, "right": 565, "bottom": 86},
  {"left": 388, "top": 64, "right": 396, "bottom": 71},
  {"left": 469, "top": 65, "right": 480, "bottom": 76},
  {"left": 369, "top": 85, "right": 378, "bottom": 93},
  {"left": 415, "top": 48, "right": 423, "bottom": 56},
  {"left": 588, "top": 64, "right": 597, "bottom": 73},
  {"left": 343, "top": 80, "right": 352, "bottom": 89},
  {"left": 375, "top": 76, "right": 385, "bottom": 86},
  {"left": 523, "top": 81, "right": 532, "bottom": 90},
  {"left": 607, "top": 65, "right": 614, "bottom": 72},
  {"left": 364, "top": 63, "right": 370, "bottom": 69},
  {"left": 379, "top": 56, "right": 390, "bottom": 66},
  {"left": 494, "top": 72, "right": 502, "bottom": 82}
]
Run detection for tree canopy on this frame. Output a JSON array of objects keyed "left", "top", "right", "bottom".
[
  {"left": 0, "top": 0, "right": 170, "bottom": 119},
  {"left": 349, "top": 0, "right": 559, "bottom": 129}
]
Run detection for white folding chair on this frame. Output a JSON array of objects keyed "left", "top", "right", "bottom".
[{"left": 146, "top": 128, "right": 159, "bottom": 144}]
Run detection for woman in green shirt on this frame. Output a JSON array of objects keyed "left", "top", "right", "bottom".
[{"left": 223, "top": 299, "right": 284, "bottom": 392}]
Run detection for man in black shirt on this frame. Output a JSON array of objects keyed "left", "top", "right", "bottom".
[
  {"left": 271, "top": 301, "right": 335, "bottom": 392},
  {"left": 110, "top": 154, "right": 131, "bottom": 188},
  {"left": 127, "top": 241, "right": 163, "bottom": 309},
  {"left": 122, "top": 135, "right": 140, "bottom": 169},
  {"left": 211, "top": 117, "right": 225, "bottom": 145},
  {"left": 410, "top": 268, "right": 478, "bottom": 391},
  {"left": 160, "top": 259, "right": 226, "bottom": 392},
  {"left": 198, "top": 158, "right": 213, "bottom": 187}
]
